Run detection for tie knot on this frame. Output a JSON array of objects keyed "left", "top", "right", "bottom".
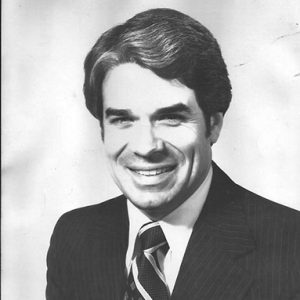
[{"left": 138, "top": 222, "right": 167, "bottom": 252}]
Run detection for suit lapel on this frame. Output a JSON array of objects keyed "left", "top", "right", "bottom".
[{"left": 171, "top": 163, "right": 256, "bottom": 300}]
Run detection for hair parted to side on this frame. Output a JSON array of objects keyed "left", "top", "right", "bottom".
[{"left": 83, "top": 8, "right": 232, "bottom": 127}]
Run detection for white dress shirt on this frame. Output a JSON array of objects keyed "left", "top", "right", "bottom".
[{"left": 126, "top": 166, "right": 213, "bottom": 294}]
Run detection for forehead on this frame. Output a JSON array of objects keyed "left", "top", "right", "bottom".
[{"left": 102, "top": 63, "right": 198, "bottom": 113}]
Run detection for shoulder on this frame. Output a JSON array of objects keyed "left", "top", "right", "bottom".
[
  {"left": 57, "top": 194, "right": 126, "bottom": 223},
  {"left": 212, "top": 162, "right": 300, "bottom": 247},
  {"left": 220, "top": 167, "right": 300, "bottom": 276},
  {"left": 50, "top": 195, "right": 127, "bottom": 246},
  {"left": 236, "top": 184, "right": 300, "bottom": 229},
  {"left": 212, "top": 162, "right": 300, "bottom": 227},
  {"left": 232, "top": 183, "right": 300, "bottom": 263}
]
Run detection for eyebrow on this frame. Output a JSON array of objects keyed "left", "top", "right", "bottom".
[
  {"left": 105, "top": 103, "right": 192, "bottom": 118},
  {"left": 105, "top": 108, "right": 133, "bottom": 118},
  {"left": 154, "top": 103, "right": 192, "bottom": 115}
]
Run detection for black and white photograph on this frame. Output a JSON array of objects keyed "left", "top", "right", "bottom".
[{"left": 2, "top": 1, "right": 300, "bottom": 299}]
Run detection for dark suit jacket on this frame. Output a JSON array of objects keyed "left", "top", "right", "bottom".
[{"left": 46, "top": 163, "right": 300, "bottom": 299}]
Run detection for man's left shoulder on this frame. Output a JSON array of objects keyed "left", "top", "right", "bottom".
[
  {"left": 238, "top": 184, "right": 299, "bottom": 223},
  {"left": 213, "top": 162, "right": 299, "bottom": 227},
  {"left": 235, "top": 184, "right": 300, "bottom": 243}
]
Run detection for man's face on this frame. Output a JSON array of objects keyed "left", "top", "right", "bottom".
[{"left": 102, "top": 63, "right": 222, "bottom": 219}]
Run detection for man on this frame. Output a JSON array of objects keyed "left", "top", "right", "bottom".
[{"left": 46, "top": 8, "right": 300, "bottom": 300}]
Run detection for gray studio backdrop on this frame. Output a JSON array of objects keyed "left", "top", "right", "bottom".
[{"left": 2, "top": 0, "right": 300, "bottom": 299}]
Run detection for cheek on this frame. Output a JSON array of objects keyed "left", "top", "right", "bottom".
[
  {"left": 160, "top": 126, "right": 211, "bottom": 176},
  {"left": 158, "top": 125, "right": 203, "bottom": 150},
  {"left": 103, "top": 127, "right": 130, "bottom": 156}
]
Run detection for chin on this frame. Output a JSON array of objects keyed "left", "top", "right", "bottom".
[
  {"left": 128, "top": 191, "right": 178, "bottom": 217},
  {"left": 131, "top": 196, "right": 165, "bottom": 210}
]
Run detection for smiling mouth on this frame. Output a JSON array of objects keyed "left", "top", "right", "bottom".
[{"left": 129, "top": 166, "right": 176, "bottom": 176}]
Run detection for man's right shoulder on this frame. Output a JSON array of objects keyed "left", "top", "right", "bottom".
[
  {"left": 50, "top": 195, "right": 127, "bottom": 243},
  {"left": 59, "top": 194, "right": 126, "bottom": 221}
]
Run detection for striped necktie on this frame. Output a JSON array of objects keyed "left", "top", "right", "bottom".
[{"left": 125, "top": 222, "right": 170, "bottom": 300}]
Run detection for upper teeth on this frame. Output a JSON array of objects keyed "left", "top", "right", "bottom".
[{"left": 133, "top": 167, "right": 172, "bottom": 176}]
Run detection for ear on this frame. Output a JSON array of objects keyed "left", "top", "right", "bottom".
[{"left": 209, "top": 113, "right": 223, "bottom": 145}]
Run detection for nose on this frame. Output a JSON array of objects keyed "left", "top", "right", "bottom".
[{"left": 130, "top": 122, "right": 164, "bottom": 157}]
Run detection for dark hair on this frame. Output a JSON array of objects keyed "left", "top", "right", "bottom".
[{"left": 83, "top": 8, "right": 232, "bottom": 127}]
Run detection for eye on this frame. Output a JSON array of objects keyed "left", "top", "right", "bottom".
[
  {"left": 157, "top": 114, "right": 185, "bottom": 126},
  {"left": 109, "top": 117, "right": 134, "bottom": 127}
]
